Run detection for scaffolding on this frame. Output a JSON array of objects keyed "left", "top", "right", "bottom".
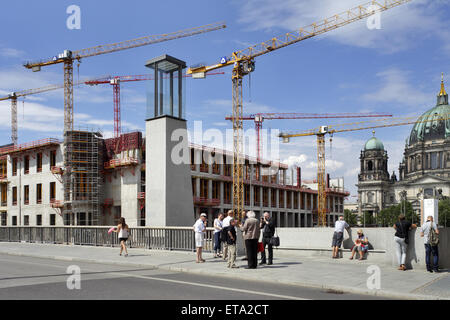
[{"left": 63, "top": 130, "right": 103, "bottom": 225}]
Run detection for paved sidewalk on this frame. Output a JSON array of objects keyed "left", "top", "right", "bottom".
[{"left": 0, "top": 242, "right": 448, "bottom": 300}]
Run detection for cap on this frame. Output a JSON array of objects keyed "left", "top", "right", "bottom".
[{"left": 200, "top": 213, "right": 207, "bottom": 217}]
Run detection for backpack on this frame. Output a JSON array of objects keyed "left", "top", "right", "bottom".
[
  {"left": 220, "top": 227, "right": 228, "bottom": 242},
  {"left": 428, "top": 222, "right": 439, "bottom": 246}
]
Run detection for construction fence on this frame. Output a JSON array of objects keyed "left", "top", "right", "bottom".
[{"left": 0, "top": 226, "right": 215, "bottom": 252}]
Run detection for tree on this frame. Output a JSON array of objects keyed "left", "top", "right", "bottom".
[
  {"left": 361, "top": 211, "right": 376, "bottom": 226},
  {"left": 377, "top": 201, "right": 419, "bottom": 227},
  {"left": 438, "top": 198, "right": 450, "bottom": 227},
  {"left": 377, "top": 206, "right": 397, "bottom": 227},
  {"left": 344, "top": 209, "right": 358, "bottom": 226}
]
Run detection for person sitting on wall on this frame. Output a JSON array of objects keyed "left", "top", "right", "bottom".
[{"left": 349, "top": 229, "right": 368, "bottom": 260}]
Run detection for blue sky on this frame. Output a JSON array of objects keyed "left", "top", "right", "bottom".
[{"left": 1, "top": 0, "right": 449, "bottom": 198}]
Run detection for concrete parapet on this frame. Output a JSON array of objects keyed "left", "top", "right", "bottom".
[{"left": 276, "top": 227, "right": 450, "bottom": 269}]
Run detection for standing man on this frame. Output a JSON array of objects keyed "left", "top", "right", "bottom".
[
  {"left": 240, "top": 211, "right": 260, "bottom": 269},
  {"left": 226, "top": 218, "right": 239, "bottom": 268},
  {"left": 222, "top": 210, "right": 234, "bottom": 261},
  {"left": 420, "top": 215, "right": 440, "bottom": 273},
  {"left": 260, "top": 212, "right": 276, "bottom": 265},
  {"left": 193, "top": 213, "right": 207, "bottom": 263},
  {"left": 332, "top": 215, "right": 350, "bottom": 259}
]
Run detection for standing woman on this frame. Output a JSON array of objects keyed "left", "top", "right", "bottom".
[
  {"left": 393, "top": 214, "right": 416, "bottom": 270},
  {"left": 240, "top": 211, "right": 260, "bottom": 269},
  {"left": 114, "top": 217, "right": 130, "bottom": 257},
  {"left": 213, "top": 213, "right": 224, "bottom": 258}
]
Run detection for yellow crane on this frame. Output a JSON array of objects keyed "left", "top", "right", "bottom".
[
  {"left": 23, "top": 22, "right": 226, "bottom": 133},
  {"left": 0, "top": 78, "right": 99, "bottom": 145},
  {"left": 279, "top": 113, "right": 450, "bottom": 227},
  {"left": 187, "top": 0, "right": 412, "bottom": 219}
]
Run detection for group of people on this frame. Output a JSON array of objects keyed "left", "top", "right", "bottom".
[
  {"left": 193, "top": 210, "right": 276, "bottom": 269},
  {"left": 113, "top": 211, "right": 441, "bottom": 273},
  {"left": 331, "top": 214, "right": 441, "bottom": 272}
]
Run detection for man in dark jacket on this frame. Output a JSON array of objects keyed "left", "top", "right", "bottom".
[{"left": 260, "top": 212, "right": 276, "bottom": 265}]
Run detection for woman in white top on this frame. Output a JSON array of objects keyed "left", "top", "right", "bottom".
[
  {"left": 114, "top": 217, "right": 130, "bottom": 257},
  {"left": 193, "top": 213, "right": 207, "bottom": 263},
  {"left": 213, "top": 213, "right": 224, "bottom": 258}
]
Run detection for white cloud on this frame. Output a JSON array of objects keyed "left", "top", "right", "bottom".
[
  {"left": 237, "top": 0, "right": 449, "bottom": 53},
  {"left": 362, "top": 68, "right": 430, "bottom": 107},
  {"left": 0, "top": 47, "right": 25, "bottom": 58}
]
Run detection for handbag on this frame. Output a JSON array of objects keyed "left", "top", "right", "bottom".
[
  {"left": 257, "top": 242, "right": 264, "bottom": 252},
  {"left": 270, "top": 229, "right": 280, "bottom": 247}
]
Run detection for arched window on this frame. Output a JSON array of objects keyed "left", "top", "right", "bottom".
[
  {"left": 367, "top": 192, "right": 374, "bottom": 203},
  {"left": 368, "top": 160, "right": 373, "bottom": 171}
]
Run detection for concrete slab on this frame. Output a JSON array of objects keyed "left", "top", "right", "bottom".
[{"left": 0, "top": 242, "right": 448, "bottom": 300}]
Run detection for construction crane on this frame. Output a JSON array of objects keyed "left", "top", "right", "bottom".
[
  {"left": 23, "top": 22, "right": 226, "bottom": 134},
  {"left": 187, "top": 0, "right": 412, "bottom": 220},
  {"left": 279, "top": 113, "right": 450, "bottom": 227},
  {"left": 85, "top": 71, "right": 225, "bottom": 138},
  {"left": 225, "top": 112, "right": 393, "bottom": 162},
  {"left": 0, "top": 78, "right": 100, "bottom": 145}
]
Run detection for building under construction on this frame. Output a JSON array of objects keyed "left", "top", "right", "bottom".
[{"left": 0, "top": 130, "right": 348, "bottom": 227}]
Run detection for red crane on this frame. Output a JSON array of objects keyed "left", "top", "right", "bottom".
[
  {"left": 225, "top": 112, "right": 393, "bottom": 162},
  {"left": 85, "top": 71, "right": 224, "bottom": 138}
]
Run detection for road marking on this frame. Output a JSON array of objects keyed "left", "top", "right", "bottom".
[
  {"left": 105, "top": 271, "right": 309, "bottom": 300},
  {"left": 0, "top": 254, "right": 308, "bottom": 299},
  {"left": 0, "top": 257, "right": 70, "bottom": 270}
]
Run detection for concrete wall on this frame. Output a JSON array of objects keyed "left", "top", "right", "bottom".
[
  {"left": 146, "top": 116, "right": 194, "bottom": 227},
  {"left": 276, "top": 227, "right": 450, "bottom": 269},
  {"left": 6, "top": 145, "right": 64, "bottom": 226}
]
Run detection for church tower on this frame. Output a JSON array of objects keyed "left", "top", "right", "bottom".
[{"left": 357, "top": 132, "right": 391, "bottom": 217}]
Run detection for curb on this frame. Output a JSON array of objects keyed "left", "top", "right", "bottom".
[{"left": 0, "top": 248, "right": 445, "bottom": 300}]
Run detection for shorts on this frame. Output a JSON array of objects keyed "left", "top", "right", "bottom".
[
  {"left": 351, "top": 244, "right": 367, "bottom": 252},
  {"left": 195, "top": 233, "right": 204, "bottom": 248},
  {"left": 332, "top": 232, "right": 344, "bottom": 247},
  {"left": 119, "top": 238, "right": 128, "bottom": 242}
]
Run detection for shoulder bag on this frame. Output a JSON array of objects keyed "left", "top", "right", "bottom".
[{"left": 270, "top": 228, "right": 280, "bottom": 247}]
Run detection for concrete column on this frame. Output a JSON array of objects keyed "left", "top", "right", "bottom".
[
  {"left": 259, "top": 186, "right": 263, "bottom": 208},
  {"left": 208, "top": 179, "right": 212, "bottom": 200},
  {"left": 276, "top": 189, "right": 280, "bottom": 208},
  {"left": 268, "top": 188, "right": 272, "bottom": 208},
  {"left": 220, "top": 181, "right": 224, "bottom": 206},
  {"left": 145, "top": 115, "right": 194, "bottom": 227},
  {"left": 194, "top": 149, "right": 200, "bottom": 172},
  {"left": 196, "top": 178, "right": 200, "bottom": 197}
]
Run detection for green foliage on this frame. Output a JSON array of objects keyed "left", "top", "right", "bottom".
[
  {"left": 344, "top": 209, "right": 358, "bottom": 225},
  {"left": 361, "top": 211, "right": 376, "bottom": 226},
  {"left": 438, "top": 198, "right": 450, "bottom": 227},
  {"left": 377, "top": 201, "right": 419, "bottom": 227}
]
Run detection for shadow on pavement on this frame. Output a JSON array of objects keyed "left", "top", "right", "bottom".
[{"left": 0, "top": 268, "right": 157, "bottom": 281}]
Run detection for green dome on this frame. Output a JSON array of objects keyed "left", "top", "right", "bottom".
[
  {"left": 409, "top": 77, "right": 450, "bottom": 146},
  {"left": 364, "top": 137, "right": 384, "bottom": 151},
  {"left": 408, "top": 102, "right": 450, "bottom": 146}
]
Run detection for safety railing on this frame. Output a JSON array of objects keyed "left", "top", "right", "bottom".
[{"left": 0, "top": 226, "right": 215, "bottom": 252}]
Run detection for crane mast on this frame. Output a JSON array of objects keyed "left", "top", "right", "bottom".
[
  {"left": 189, "top": 0, "right": 412, "bottom": 219},
  {"left": 23, "top": 22, "right": 226, "bottom": 133},
  {"left": 280, "top": 113, "right": 450, "bottom": 226}
]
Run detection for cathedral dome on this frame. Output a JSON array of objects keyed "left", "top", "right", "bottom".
[
  {"left": 408, "top": 75, "right": 450, "bottom": 146},
  {"left": 364, "top": 136, "right": 384, "bottom": 151}
]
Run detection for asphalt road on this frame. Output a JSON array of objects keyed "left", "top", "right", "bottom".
[{"left": 0, "top": 253, "right": 387, "bottom": 300}]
